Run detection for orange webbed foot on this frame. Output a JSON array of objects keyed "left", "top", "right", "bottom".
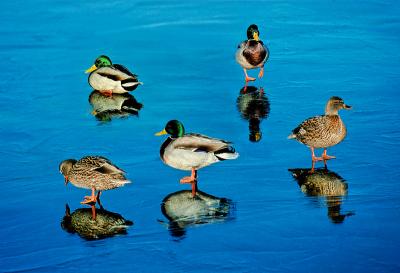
[
  {"left": 322, "top": 154, "right": 336, "bottom": 161},
  {"left": 81, "top": 195, "right": 97, "bottom": 205},
  {"left": 312, "top": 156, "right": 323, "bottom": 162},
  {"left": 180, "top": 176, "right": 197, "bottom": 184},
  {"left": 258, "top": 68, "right": 264, "bottom": 79},
  {"left": 245, "top": 76, "right": 256, "bottom": 82}
]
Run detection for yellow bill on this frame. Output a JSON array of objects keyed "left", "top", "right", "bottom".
[
  {"left": 155, "top": 129, "right": 167, "bottom": 136},
  {"left": 85, "top": 64, "right": 97, "bottom": 73},
  {"left": 253, "top": 32, "right": 259, "bottom": 41}
]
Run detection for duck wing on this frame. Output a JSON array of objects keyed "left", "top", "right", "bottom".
[
  {"left": 290, "top": 115, "right": 330, "bottom": 140},
  {"left": 95, "top": 66, "right": 129, "bottom": 81},
  {"left": 113, "top": 64, "right": 137, "bottom": 78},
  {"left": 173, "top": 133, "right": 231, "bottom": 153},
  {"left": 78, "top": 156, "right": 126, "bottom": 175}
]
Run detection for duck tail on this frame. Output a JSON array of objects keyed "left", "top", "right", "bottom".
[
  {"left": 114, "top": 179, "right": 131, "bottom": 186},
  {"left": 121, "top": 79, "right": 143, "bottom": 91},
  {"left": 287, "top": 133, "right": 296, "bottom": 139},
  {"left": 215, "top": 146, "right": 239, "bottom": 160}
]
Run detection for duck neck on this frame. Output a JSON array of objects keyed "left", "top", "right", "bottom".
[{"left": 325, "top": 105, "right": 339, "bottom": 116}]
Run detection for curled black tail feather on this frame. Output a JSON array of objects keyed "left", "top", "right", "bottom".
[
  {"left": 121, "top": 78, "right": 141, "bottom": 91},
  {"left": 215, "top": 146, "right": 238, "bottom": 161}
]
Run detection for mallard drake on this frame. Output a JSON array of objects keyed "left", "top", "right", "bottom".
[
  {"left": 236, "top": 24, "right": 269, "bottom": 82},
  {"left": 155, "top": 120, "right": 239, "bottom": 197},
  {"left": 85, "top": 55, "right": 142, "bottom": 96},
  {"left": 59, "top": 156, "right": 130, "bottom": 205},
  {"left": 288, "top": 97, "right": 352, "bottom": 165}
]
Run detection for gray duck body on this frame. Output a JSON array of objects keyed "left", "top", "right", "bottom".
[
  {"left": 160, "top": 133, "right": 238, "bottom": 171},
  {"left": 88, "top": 65, "right": 141, "bottom": 94}
]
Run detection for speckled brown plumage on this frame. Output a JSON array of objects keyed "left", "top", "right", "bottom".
[
  {"left": 59, "top": 156, "right": 130, "bottom": 191},
  {"left": 289, "top": 97, "right": 351, "bottom": 149},
  {"left": 290, "top": 115, "right": 346, "bottom": 148}
]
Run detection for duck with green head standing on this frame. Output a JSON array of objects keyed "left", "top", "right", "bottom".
[
  {"left": 85, "top": 55, "right": 142, "bottom": 96},
  {"left": 155, "top": 120, "right": 239, "bottom": 197},
  {"left": 236, "top": 24, "right": 269, "bottom": 83}
]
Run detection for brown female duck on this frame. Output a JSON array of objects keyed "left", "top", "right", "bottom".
[
  {"left": 288, "top": 96, "right": 352, "bottom": 162},
  {"left": 59, "top": 156, "right": 130, "bottom": 205}
]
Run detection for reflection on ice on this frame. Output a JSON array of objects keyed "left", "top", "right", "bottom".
[
  {"left": 289, "top": 168, "right": 354, "bottom": 223},
  {"left": 236, "top": 86, "right": 270, "bottom": 142},
  {"left": 61, "top": 204, "right": 133, "bottom": 240},
  {"left": 160, "top": 190, "right": 233, "bottom": 238},
  {"left": 89, "top": 90, "right": 143, "bottom": 122}
]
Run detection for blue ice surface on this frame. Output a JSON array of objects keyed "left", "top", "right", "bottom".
[{"left": 0, "top": 0, "right": 399, "bottom": 272}]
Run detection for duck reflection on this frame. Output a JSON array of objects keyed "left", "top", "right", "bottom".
[
  {"left": 289, "top": 168, "right": 354, "bottom": 223},
  {"left": 89, "top": 90, "right": 143, "bottom": 122},
  {"left": 236, "top": 86, "right": 270, "bottom": 142},
  {"left": 160, "top": 190, "right": 233, "bottom": 238},
  {"left": 61, "top": 204, "right": 133, "bottom": 240}
]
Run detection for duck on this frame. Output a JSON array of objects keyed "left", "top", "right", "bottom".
[
  {"left": 288, "top": 97, "right": 352, "bottom": 166},
  {"left": 236, "top": 24, "right": 269, "bottom": 82},
  {"left": 155, "top": 120, "right": 239, "bottom": 197},
  {"left": 85, "top": 55, "right": 142, "bottom": 96},
  {"left": 59, "top": 156, "right": 130, "bottom": 205}
]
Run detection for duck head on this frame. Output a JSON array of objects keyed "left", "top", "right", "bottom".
[
  {"left": 325, "top": 96, "right": 352, "bottom": 115},
  {"left": 85, "top": 55, "right": 112, "bottom": 73},
  {"left": 59, "top": 159, "right": 77, "bottom": 185},
  {"left": 247, "top": 24, "right": 260, "bottom": 41},
  {"left": 155, "top": 120, "right": 185, "bottom": 138}
]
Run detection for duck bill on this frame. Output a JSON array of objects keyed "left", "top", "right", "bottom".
[
  {"left": 155, "top": 129, "right": 167, "bottom": 136},
  {"left": 253, "top": 32, "right": 259, "bottom": 41},
  {"left": 64, "top": 176, "right": 69, "bottom": 186},
  {"left": 343, "top": 104, "right": 352, "bottom": 110},
  {"left": 85, "top": 64, "right": 97, "bottom": 73}
]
